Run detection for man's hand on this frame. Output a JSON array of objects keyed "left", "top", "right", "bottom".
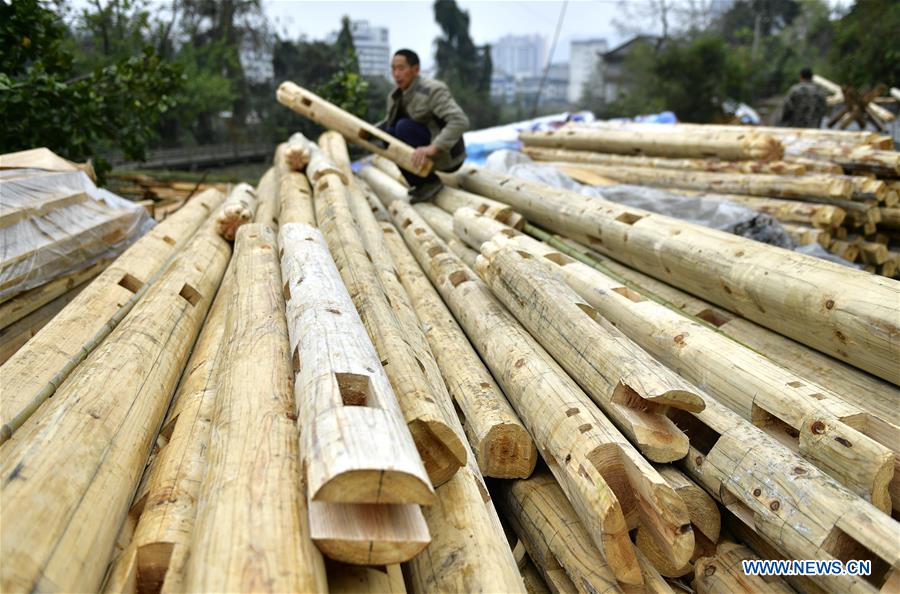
[{"left": 411, "top": 144, "right": 438, "bottom": 169}]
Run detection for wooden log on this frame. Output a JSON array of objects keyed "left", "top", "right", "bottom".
[
  {"left": 361, "top": 173, "right": 536, "bottom": 478},
  {"left": 520, "top": 127, "right": 784, "bottom": 161},
  {"left": 634, "top": 466, "right": 720, "bottom": 578},
  {"left": 431, "top": 182, "right": 526, "bottom": 229},
  {"left": 0, "top": 258, "right": 108, "bottom": 330},
  {"left": 782, "top": 222, "right": 833, "bottom": 247},
  {"left": 787, "top": 156, "right": 845, "bottom": 174},
  {"left": 844, "top": 175, "right": 889, "bottom": 203},
  {"left": 389, "top": 201, "right": 695, "bottom": 585},
  {"left": 523, "top": 146, "right": 807, "bottom": 175},
  {"left": 184, "top": 224, "right": 325, "bottom": 593},
  {"left": 279, "top": 223, "right": 433, "bottom": 504},
  {"left": 829, "top": 239, "right": 860, "bottom": 262},
  {"left": 813, "top": 74, "right": 896, "bottom": 124},
  {"left": 215, "top": 182, "right": 257, "bottom": 240},
  {"left": 277, "top": 81, "right": 433, "bottom": 177},
  {"left": 284, "top": 132, "right": 312, "bottom": 171},
  {"left": 413, "top": 202, "right": 479, "bottom": 267},
  {"left": 460, "top": 215, "right": 894, "bottom": 511},
  {"left": 550, "top": 234, "right": 900, "bottom": 514},
  {"left": 406, "top": 456, "right": 526, "bottom": 594},
  {"left": 254, "top": 166, "right": 280, "bottom": 229},
  {"left": 278, "top": 168, "right": 315, "bottom": 226},
  {"left": 693, "top": 542, "right": 794, "bottom": 594},
  {"left": 454, "top": 165, "right": 900, "bottom": 385},
  {"left": 674, "top": 392, "right": 900, "bottom": 594},
  {"left": 327, "top": 562, "right": 406, "bottom": 594},
  {"left": 0, "top": 188, "right": 225, "bottom": 444},
  {"left": 102, "top": 266, "right": 236, "bottom": 594},
  {"left": 551, "top": 164, "right": 618, "bottom": 186},
  {"left": 311, "top": 161, "right": 466, "bottom": 488},
  {"left": 475, "top": 237, "right": 704, "bottom": 463},
  {"left": 789, "top": 144, "right": 900, "bottom": 177},
  {"left": 550, "top": 162, "right": 855, "bottom": 201},
  {"left": 370, "top": 154, "right": 409, "bottom": 186},
  {"left": 880, "top": 207, "right": 900, "bottom": 230},
  {"left": 518, "top": 554, "right": 554, "bottom": 594},
  {"left": 0, "top": 213, "right": 230, "bottom": 593},
  {"left": 670, "top": 190, "right": 847, "bottom": 229},
  {"left": 853, "top": 237, "right": 891, "bottom": 265},
  {"left": 0, "top": 283, "right": 86, "bottom": 365}
]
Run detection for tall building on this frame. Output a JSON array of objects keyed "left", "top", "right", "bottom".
[
  {"left": 490, "top": 34, "right": 546, "bottom": 80},
  {"left": 568, "top": 38, "right": 608, "bottom": 103},
  {"left": 327, "top": 20, "right": 391, "bottom": 79}
]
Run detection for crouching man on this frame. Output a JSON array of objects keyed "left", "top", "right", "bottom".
[{"left": 377, "top": 49, "right": 469, "bottom": 203}]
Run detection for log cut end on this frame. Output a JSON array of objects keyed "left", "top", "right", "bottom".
[
  {"left": 407, "top": 418, "right": 468, "bottom": 488},
  {"left": 477, "top": 422, "right": 539, "bottom": 479},
  {"left": 312, "top": 469, "right": 438, "bottom": 506}
]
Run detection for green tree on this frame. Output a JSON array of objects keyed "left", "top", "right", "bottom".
[
  {"left": 433, "top": 0, "right": 497, "bottom": 128},
  {"left": 829, "top": 0, "right": 900, "bottom": 88},
  {"left": 0, "top": 0, "right": 183, "bottom": 177}
]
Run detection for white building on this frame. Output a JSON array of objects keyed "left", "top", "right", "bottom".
[
  {"left": 327, "top": 20, "right": 391, "bottom": 79},
  {"left": 491, "top": 34, "right": 546, "bottom": 80},
  {"left": 568, "top": 38, "right": 608, "bottom": 103}
]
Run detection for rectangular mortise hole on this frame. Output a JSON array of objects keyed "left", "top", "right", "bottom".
[
  {"left": 668, "top": 409, "right": 721, "bottom": 455},
  {"left": 449, "top": 270, "right": 469, "bottom": 287},
  {"left": 616, "top": 212, "right": 644, "bottom": 225},
  {"left": 543, "top": 252, "right": 574, "bottom": 266},
  {"left": 696, "top": 308, "right": 732, "bottom": 327},
  {"left": 301, "top": 97, "right": 312, "bottom": 106},
  {"left": 118, "top": 273, "right": 144, "bottom": 294},
  {"left": 751, "top": 405, "right": 800, "bottom": 453},
  {"left": 162, "top": 235, "right": 176, "bottom": 246},
  {"left": 476, "top": 204, "right": 489, "bottom": 214},
  {"left": 586, "top": 234, "right": 604, "bottom": 246},
  {"left": 612, "top": 286, "right": 645, "bottom": 303},
  {"left": 427, "top": 245, "right": 445, "bottom": 257},
  {"left": 823, "top": 526, "right": 890, "bottom": 588},
  {"left": 179, "top": 283, "right": 202, "bottom": 306},
  {"left": 336, "top": 372, "right": 371, "bottom": 406}
]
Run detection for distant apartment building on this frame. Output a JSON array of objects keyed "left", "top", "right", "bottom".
[
  {"left": 327, "top": 20, "right": 391, "bottom": 79},
  {"left": 490, "top": 71, "right": 517, "bottom": 103},
  {"left": 568, "top": 38, "right": 608, "bottom": 103},
  {"left": 491, "top": 34, "right": 546, "bottom": 80}
]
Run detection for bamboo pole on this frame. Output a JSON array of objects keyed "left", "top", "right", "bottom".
[
  {"left": 102, "top": 266, "right": 236, "bottom": 594},
  {"left": 0, "top": 212, "right": 230, "bottom": 593},
  {"left": 0, "top": 188, "right": 224, "bottom": 444},
  {"left": 475, "top": 237, "right": 704, "bottom": 463},
  {"left": 361, "top": 172, "right": 536, "bottom": 478},
  {"left": 312, "top": 157, "right": 466, "bottom": 488},
  {"left": 388, "top": 201, "right": 695, "bottom": 585},
  {"left": 458, "top": 213, "right": 894, "bottom": 511},
  {"left": 215, "top": 182, "right": 257, "bottom": 240},
  {"left": 277, "top": 81, "right": 433, "bottom": 177},
  {"left": 184, "top": 224, "right": 325, "bottom": 593},
  {"left": 280, "top": 222, "right": 433, "bottom": 504},
  {"left": 454, "top": 165, "right": 900, "bottom": 385},
  {"left": 549, "top": 162, "right": 855, "bottom": 201},
  {"left": 524, "top": 146, "right": 807, "bottom": 175},
  {"left": 520, "top": 127, "right": 784, "bottom": 161}
]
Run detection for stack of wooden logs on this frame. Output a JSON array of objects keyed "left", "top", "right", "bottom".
[
  {"left": 107, "top": 172, "right": 229, "bottom": 221},
  {"left": 2, "top": 87, "right": 899, "bottom": 594},
  {"left": 520, "top": 122, "right": 900, "bottom": 277}
]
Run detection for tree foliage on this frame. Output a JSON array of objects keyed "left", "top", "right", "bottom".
[{"left": 829, "top": 0, "right": 900, "bottom": 88}]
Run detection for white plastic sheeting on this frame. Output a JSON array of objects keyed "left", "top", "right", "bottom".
[
  {"left": 484, "top": 149, "right": 856, "bottom": 267},
  {"left": 0, "top": 168, "right": 154, "bottom": 302}
]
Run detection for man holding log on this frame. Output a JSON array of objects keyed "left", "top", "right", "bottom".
[{"left": 377, "top": 49, "right": 469, "bottom": 203}]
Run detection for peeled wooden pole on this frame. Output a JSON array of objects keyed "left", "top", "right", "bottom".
[
  {"left": 184, "top": 224, "right": 325, "bottom": 593},
  {"left": 693, "top": 542, "right": 793, "bottom": 594},
  {"left": 103, "top": 267, "right": 236, "bottom": 594},
  {"left": 524, "top": 146, "right": 807, "bottom": 175},
  {"left": 312, "top": 164, "right": 466, "bottom": 488},
  {"left": 0, "top": 188, "right": 224, "bottom": 444},
  {"left": 284, "top": 131, "right": 312, "bottom": 171},
  {"left": 432, "top": 184, "right": 526, "bottom": 229},
  {"left": 554, "top": 162, "right": 855, "bottom": 201},
  {"left": 0, "top": 212, "right": 230, "bottom": 593},
  {"left": 214, "top": 182, "right": 257, "bottom": 240},
  {"left": 390, "top": 202, "right": 696, "bottom": 585},
  {"left": 635, "top": 466, "right": 720, "bottom": 578},
  {"left": 277, "top": 81, "right": 433, "bottom": 176},
  {"left": 457, "top": 212, "right": 895, "bottom": 512},
  {"left": 520, "top": 126, "right": 784, "bottom": 161},
  {"left": 787, "top": 144, "right": 900, "bottom": 177},
  {"left": 781, "top": 222, "right": 833, "bottom": 247},
  {"left": 475, "top": 237, "right": 704, "bottom": 464},
  {"left": 280, "top": 222, "right": 433, "bottom": 504},
  {"left": 370, "top": 154, "right": 408, "bottom": 186},
  {"left": 254, "top": 166, "right": 280, "bottom": 229},
  {"left": 455, "top": 165, "right": 900, "bottom": 385},
  {"left": 278, "top": 167, "right": 316, "bottom": 227},
  {"left": 360, "top": 171, "right": 536, "bottom": 479},
  {"left": 414, "top": 202, "right": 479, "bottom": 267},
  {"left": 700, "top": 193, "right": 846, "bottom": 228}
]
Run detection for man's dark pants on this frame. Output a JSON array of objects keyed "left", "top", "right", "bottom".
[{"left": 386, "top": 118, "right": 442, "bottom": 187}]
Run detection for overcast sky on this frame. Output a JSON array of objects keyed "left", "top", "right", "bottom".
[{"left": 264, "top": 0, "right": 629, "bottom": 70}]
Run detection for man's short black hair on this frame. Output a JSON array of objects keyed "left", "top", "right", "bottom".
[
  {"left": 800, "top": 67, "right": 813, "bottom": 80},
  {"left": 394, "top": 49, "right": 420, "bottom": 67}
]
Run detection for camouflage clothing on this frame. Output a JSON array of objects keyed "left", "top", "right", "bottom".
[
  {"left": 779, "top": 81, "right": 827, "bottom": 128},
  {"left": 378, "top": 75, "right": 468, "bottom": 171}
]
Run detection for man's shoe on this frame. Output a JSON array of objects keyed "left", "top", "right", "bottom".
[{"left": 408, "top": 178, "right": 444, "bottom": 204}]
